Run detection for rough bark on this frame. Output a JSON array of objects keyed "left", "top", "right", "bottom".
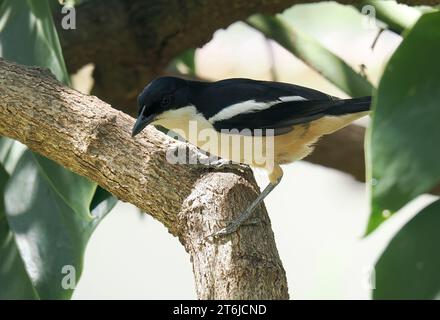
[{"left": 0, "top": 58, "right": 288, "bottom": 299}]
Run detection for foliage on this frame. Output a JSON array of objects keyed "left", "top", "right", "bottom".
[
  {"left": 364, "top": 11, "right": 440, "bottom": 299},
  {"left": 0, "top": 0, "right": 116, "bottom": 299},
  {"left": 0, "top": 0, "right": 69, "bottom": 84},
  {"left": 171, "top": 48, "right": 197, "bottom": 76},
  {"left": 366, "top": 12, "right": 440, "bottom": 234},
  {"left": 374, "top": 199, "right": 440, "bottom": 299},
  {"left": 247, "top": 14, "right": 373, "bottom": 97}
]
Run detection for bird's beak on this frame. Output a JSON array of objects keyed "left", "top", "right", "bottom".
[{"left": 132, "top": 109, "right": 155, "bottom": 137}]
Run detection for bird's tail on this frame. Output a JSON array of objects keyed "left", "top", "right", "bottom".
[{"left": 325, "top": 96, "right": 372, "bottom": 116}]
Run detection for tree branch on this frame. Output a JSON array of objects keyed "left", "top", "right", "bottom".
[
  {"left": 0, "top": 58, "right": 288, "bottom": 299},
  {"left": 306, "top": 124, "right": 367, "bottom": 181}
]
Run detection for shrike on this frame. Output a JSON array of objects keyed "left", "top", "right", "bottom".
[{"left": 132, "top": 77, "right": 370, "bottom": 236}]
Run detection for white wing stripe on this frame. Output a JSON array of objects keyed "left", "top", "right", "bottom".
[
  {"left": 278, "top": 96, "right": 307, "bottom": 102},
  {"left": 208, "top": 96, "right": 306, "bottom": 123}
]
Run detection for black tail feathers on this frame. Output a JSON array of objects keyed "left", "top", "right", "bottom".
[{"left": 326, "top": 96, "right": 371, "bottom": 116}]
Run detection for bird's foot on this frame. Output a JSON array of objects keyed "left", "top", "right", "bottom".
[{"left": 206, "top": 176, "right": 281, "bottom": 239}]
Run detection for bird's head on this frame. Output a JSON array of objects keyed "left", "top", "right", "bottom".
[{"left": 131, "top": 76, "right": 189, "bottom": 137}]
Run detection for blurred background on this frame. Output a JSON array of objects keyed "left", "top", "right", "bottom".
[{"left": 70, "top": 3, "right": 436, "bottom": 299}]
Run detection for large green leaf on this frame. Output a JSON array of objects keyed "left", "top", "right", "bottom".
[
  {"left": 3, "top": 151, "right": 117, "bottom": 299},
  {"left": 374, "top": 199, "right": 440, "bottom": 299},
  {"left": 247, "top": 14, "right": 373, "bottom": 98},
  {"left": 0, "top": 0, "right": 70, "bottom": 84},
  {"left": 0, "top": 0, "right": 117, "bottom": 299},
  {"left": 366, "top": 12, "right": 440, "bottom": 233},
  {"left": 0, "top": 162, "right": 38, "bottom": 299}
]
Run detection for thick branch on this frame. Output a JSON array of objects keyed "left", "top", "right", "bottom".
[
  {"left": 0, "top": 58, "right": 288, "bottom": 299},
  {"left": 306, "top": 124, "right": 367, "bottom": 181}
]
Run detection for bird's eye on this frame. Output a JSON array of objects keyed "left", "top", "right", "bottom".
[{"left": 161, "top": 95, "right": 171, "bottom": 107}]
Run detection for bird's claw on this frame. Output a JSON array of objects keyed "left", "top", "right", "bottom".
[{"left": 205, "top": 178, "right": 281, "bottom": 239}]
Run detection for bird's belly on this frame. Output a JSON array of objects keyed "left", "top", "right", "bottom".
[
  {"left": 157, "top": 113, "right": 366, "bottom": 169},
  {"left": 273, "top": 113, "right": 368, "bottom": 164},
  {"left": 186, "top": 128, "right": 316, "bottom": 170},
  {"left": 272, "top": 125, "right": 317, "bottom": 165}
]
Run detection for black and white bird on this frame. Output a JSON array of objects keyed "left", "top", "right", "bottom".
[{"left": 132, "top": 77, "right": 371, "bottom": 236}]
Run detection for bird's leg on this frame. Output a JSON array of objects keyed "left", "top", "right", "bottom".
[{"left": 208, "top": 165, "right": 283, "bottom": 238}]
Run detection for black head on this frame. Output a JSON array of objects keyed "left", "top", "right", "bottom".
[{"left": 132, "top": 76, "right": 189, "bottom": 137}]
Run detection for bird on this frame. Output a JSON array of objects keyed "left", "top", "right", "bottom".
[{"left": 132, "top": 76, "right": 371, "bottom": 237}]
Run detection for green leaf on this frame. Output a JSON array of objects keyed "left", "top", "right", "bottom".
[
  {"left": 3, "top": 151, "right": 117, "bottom": 299},
  {"left": 178, "top": 48, "right": 196, "bottom": 76},
  {"left": 0, "top": 0, "right": 70, "bottom": 84},
  {"left": 374, "top": 199, "right": 440, "bottom": 299},
  {"left": 0, "top": 162, "right": 38, "bottom": 299},
  {"left": 366, "top": 12, "right": 440, "bottom": 234},
  {"left": 0, "top": 137, "right": 26, "bottom": 174},
  {"left": 169, "top": 48, "right": 197, "bottom": 76},
  {"left": 0, "top": 0, "right": 118, "bottom": 299},
  {"left": 247, "top": 14, "right": 373, "bottom": 97},
  {"left": 89, "top": 186, "right": 118, "bottom": 221}
]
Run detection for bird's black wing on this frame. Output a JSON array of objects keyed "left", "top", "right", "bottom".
[
  {"left": 212, "top": 99, "right": 350, "bottom": 135},
  {"left": 191, "top": 78, "right": 370, "bottom": 135},
  {"left": 193, "top": 78, "right": 333, "bottom": 119}
]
